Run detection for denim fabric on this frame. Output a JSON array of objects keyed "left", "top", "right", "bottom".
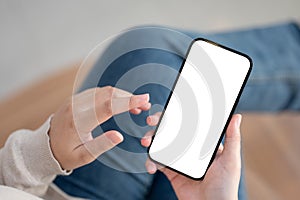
[{"left": 54, "top": 22, "right": 300, "bottom": 200}]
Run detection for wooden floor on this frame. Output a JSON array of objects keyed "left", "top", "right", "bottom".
[
  {"left": 0, "top": 66, "right": 300, "bottom": 199},
  {"left": 242, "top": 113, "right": 300, "bottom": 199}
]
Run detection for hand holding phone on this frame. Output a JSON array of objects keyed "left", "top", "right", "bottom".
[
  {"left": 142, "top": 113, "right": 242, "bottom": 200},
  {"left": 147, "top": 38, "right": 252, "bottom": 179}
]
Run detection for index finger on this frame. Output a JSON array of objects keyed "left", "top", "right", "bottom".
[
  {"left": 72, "top": 87, "right": 150, "bottom": 134},
  {"left": 95, "top": 86, "right": 150, "bottom": 123},
  {"left": 111, "top": 92, "right": 150, "bottom": 115}
]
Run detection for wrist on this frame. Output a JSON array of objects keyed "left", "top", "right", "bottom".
[
  {"left": 203, "top": 188, "right": 238, "bottom": 200},
  {"left": 46, "top": 115, "right": 73, "bottom": 175}
]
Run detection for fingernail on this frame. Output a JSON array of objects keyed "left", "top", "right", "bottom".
[{"left": 107, "top": 132, "right": 123, "bottom": 144}]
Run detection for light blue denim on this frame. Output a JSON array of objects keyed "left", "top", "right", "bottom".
[{"left": 54, "top": 22, "right": 300, "bottom": 200}]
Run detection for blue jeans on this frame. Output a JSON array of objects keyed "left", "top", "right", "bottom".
[{"left": 54, "top": 22, "right": 300, "bottom": 199}]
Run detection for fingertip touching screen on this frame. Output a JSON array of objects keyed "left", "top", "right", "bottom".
[{"left": 148, "top": 38, "right": 252, "bottom": 179}]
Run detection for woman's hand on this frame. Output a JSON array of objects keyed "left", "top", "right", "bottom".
[
  {"left": 49, "top": 86, "right": 150, "bottom": 171},
  {"left": 141, "top": 113, "right": 242, "bottom": 200}
]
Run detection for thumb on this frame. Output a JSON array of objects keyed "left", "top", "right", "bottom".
[
  {"left": 223, "top": 114, "right": 242, "bottom": 159},
  {"left": 75, "top": 130, "right": 123, "bottom": 165},
  {"left": 85, "top": 130, "right": 123, "bottom": 158}
]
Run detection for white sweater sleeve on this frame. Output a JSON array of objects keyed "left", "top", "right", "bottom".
[{"left": 0, "top": 117, "right": 71, "bottom": 197}]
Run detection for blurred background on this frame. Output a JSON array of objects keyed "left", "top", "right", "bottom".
[
  {"left": 0, "top": 0, "right": 300, "bottom": 99},
  {"left": 1, "top": 1, "right": 300, "bottom": 200}
]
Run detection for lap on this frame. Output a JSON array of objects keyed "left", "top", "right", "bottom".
[{"left": 55, "top": 22, "right": 300, "bottom": 199}]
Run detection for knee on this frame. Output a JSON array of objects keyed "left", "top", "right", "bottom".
[{"left": 109, "top": 25, "right": 192, "bottom": 57}]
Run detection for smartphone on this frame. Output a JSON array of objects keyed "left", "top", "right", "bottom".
[{"left": 148, "top": 38, "right": 252, "bottom": 180}]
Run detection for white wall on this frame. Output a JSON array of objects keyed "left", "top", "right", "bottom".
[{"left": 0, "top": 0, "right": 299, "bottom": 99}]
